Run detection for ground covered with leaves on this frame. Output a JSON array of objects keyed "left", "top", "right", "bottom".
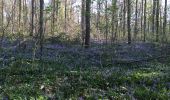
[{"left": 0, "top": 39, "right": 170, "bottom": 99}]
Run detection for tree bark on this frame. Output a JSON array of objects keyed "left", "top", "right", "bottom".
[
  {"left": 39, "top": 0, "right": 44, "bottom": 57},
  {"left": 127, "top": 0, "right": 131, "bottom": 44},
  {"left": 85, "top": 0, "right": 91, "bottom": 48}
]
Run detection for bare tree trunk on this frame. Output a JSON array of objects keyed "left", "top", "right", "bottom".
[
  {"left": 105, "top": 0, "right": 108, "bottom": 44},
  {"left": 18, "top": 0, "right": 22, "bottom": 48},
  {"left": 0, "top": 0, "right": 4, "bottom": 47},
  {"left": 64, "top": 0, "right": 67, "bottom": 32},
  {"left": 163, "top": 0, "right": 167, "bottom": 42},
  {"left": 143, "top": 0, "right": 147, "bottom": 42},
  {"left": 123, "top": 0, "right": 126, "bottom": 38},
  {"left": 51, "top": 0, "right": 55, "bottom": 35},
  {"left": 81, "top": 0, "right": 85, "bottom": 46},
  {"left": 39, "top": 0, "right": 44, "bottom": 57},
  {"left": 111, "top": 0, "right": 117, "bottom": 42},
  {"left": 85, "top": 0, "right": 91, "bottom": 48},
  {"left": 30, "top": 0, "right": 34, "bottom": 36},
  {"left": 127, "top": 0, "right": 131, "bottom": 44},
  {"left": 96, "top": 0, "right": 101, "bottom": 31},
  {"left": 156, "top": 0, "right": 159, "bottom": 42},
  {"left": 141, "top": 0, "right": 143, "bottom": 40},
  {"left": 152, "top": 0, "right": 156, "bottom": 36},
  {"left": 134, "top": 0, "right": 138, "bottom": 40}
]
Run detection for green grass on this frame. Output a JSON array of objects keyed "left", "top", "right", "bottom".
[{"left": 0, "top": 58, "right": 169, "bottom": 99}]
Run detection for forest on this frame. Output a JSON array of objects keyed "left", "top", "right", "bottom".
[{"left": 0, "top": 0, "right": 170, "bottom": 99}]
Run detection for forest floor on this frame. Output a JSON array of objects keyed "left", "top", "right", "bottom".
[{"left": 0, "top": 38, "right": 170, "bottom": 99}]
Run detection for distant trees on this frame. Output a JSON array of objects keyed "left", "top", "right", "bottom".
[{"left": 0, "top": 0, "right": 169, "bottom": 49}]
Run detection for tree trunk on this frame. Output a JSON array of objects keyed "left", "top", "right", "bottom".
[
  {"left": 127, "top": 0, "right": 131, "bottom": 44},
  {"left": 64, "top": 0, "right": 67, "bottom": 32},
  {"left": 39, "top": 0, "right": 44, "bottom": 57},
  {"left": 163, "top": 0, "right": 167, "bottom": 42},
  {"left": 84, "top": 0, "right": 91, "bottom": 48},
  {"left": 143, "top": 0, "right": 147, "bottom": 42},
  {"left": 81, "top": 0, "right": 85, "bottom": 46},
  {"left": 51, "top": 0, "right": 55, "bottom": 35},
  {"left": 134, "top": 0, "right": 138, "bottom": 40},
  {"left": 156, "top": 0, "right": 159, "bottom": 42},
  {"left": 105, "top": 0, "right": 108, "bottom": 44},
  {"left": 152, "top": 0, "right": 156, "bottom": 35},
  {"left": 0, "top": 0, "right": 4, "bottom": 47},
  {"left": 123, "top": 0, "right": 126, "bottom": 37},
  {"left": 30, "top": 0, "right": 34, "bottom": 36}
]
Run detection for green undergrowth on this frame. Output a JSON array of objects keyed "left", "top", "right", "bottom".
[{"left": 0, "top": 58, "right": 169, "bottom": 99}]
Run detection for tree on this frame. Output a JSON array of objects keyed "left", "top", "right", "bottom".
[
  {"left": 64, "top": 0, "right": 67, "bottom": 32},
  {"left": 30, "top": 0, "right": 34, "bottom": 36},
  {"left": 96, "top": 0, "right": 101, "bottom": 32},
  {"left": 18, "top": 0, "right": 21, "bottom": 47},
  {"left": 163, "top": 0, "right": 167, "bottom": 42},
  {"left": 111, "top": 0, "right": 117, "bottom": 42},
  {"left": 152, "top": 0, "right": 156, "bottom": 35},
  {"left": 143, "top": 0, "right": 147, "bottom": 42},
  {"left": 123, "top": 0, "right": 126, "bottom": 37},
  {"left": 51, "top": 0, "right": 56, "bottom": 35},
  {"left": 0, "top": 0, "right": 4, "bottom": 47},
  {"left": 85, "top": 0, "right": 91, "bottom": 48},
  {"left": 81, "top": 0, "right": 85, "bottom": 46},
  {"left": 105, "top": 0, "right": 108, "bottom": 44},
  {"left": 134, "top": 0, "right": 138, "bottom": 40},
  {"left": 141, "top": 0, "right": 143, "bottom": 40},
  {"left": 156, "top": 0, "right": 159, "bottom": 42},
  {"left": 127, "top": 0, "right": 131, "bottom": 44},
  {"left": 39, "top": 0, "right": 44, "bottom": 57}
]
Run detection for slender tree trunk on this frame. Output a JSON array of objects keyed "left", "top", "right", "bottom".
[
  {"left": 163, "top": 0, "right": 167, "bottom": 42},
  {"left": 85, "top": 0, "right": 91, "bottom": 48},
  {"left": 81, "top": 0, "right": 85, "bottom": 46},
  {"left": 152, "top": 0, "right": 156, "bottom": 35},
  {"left": 51, "top": 0, "right": 55, "bottom": 35},
  {"left": 111, "top": 0, "right": 117, "bottom": 42},
  {"left": 134, "top": 0, "right": 138, "bottom": 40},
  {"left": 30, "top": 0, "right": 34, "bottom": 36},
  {"left": 39, "top": 0, "right": 44, "bottom": 57},
  {"left": 18, "top": 0, "right": 22, "bottom": 48},
  {"left": 123, "top": 0, "right": 126, "bottom": 37},
  {"left": 0, "top": 0, "right": 4, "bottom": 47},
  {"left": 96, "top": 0, "right": 101, "bottom": 31},
  {"left": 64, "top": 0, "right": 67, "bottom": 32},
  {"left": 156, "top": 0, "right": 159, "bottom": 42},
  {"left": 127, "top": 0, "right": 131, "bottom": 44},
  {"left": 143, "top": 0, "right": 147, "bottom": 42},
  {"left": 105, "top": 0, "right": 108, "bottom": 44},
  {"left": 141, "top": 0, "right": 143, "bottom": 40},
  {"left": 11, "top": 0, "right": 16, "bottom": 35}
]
